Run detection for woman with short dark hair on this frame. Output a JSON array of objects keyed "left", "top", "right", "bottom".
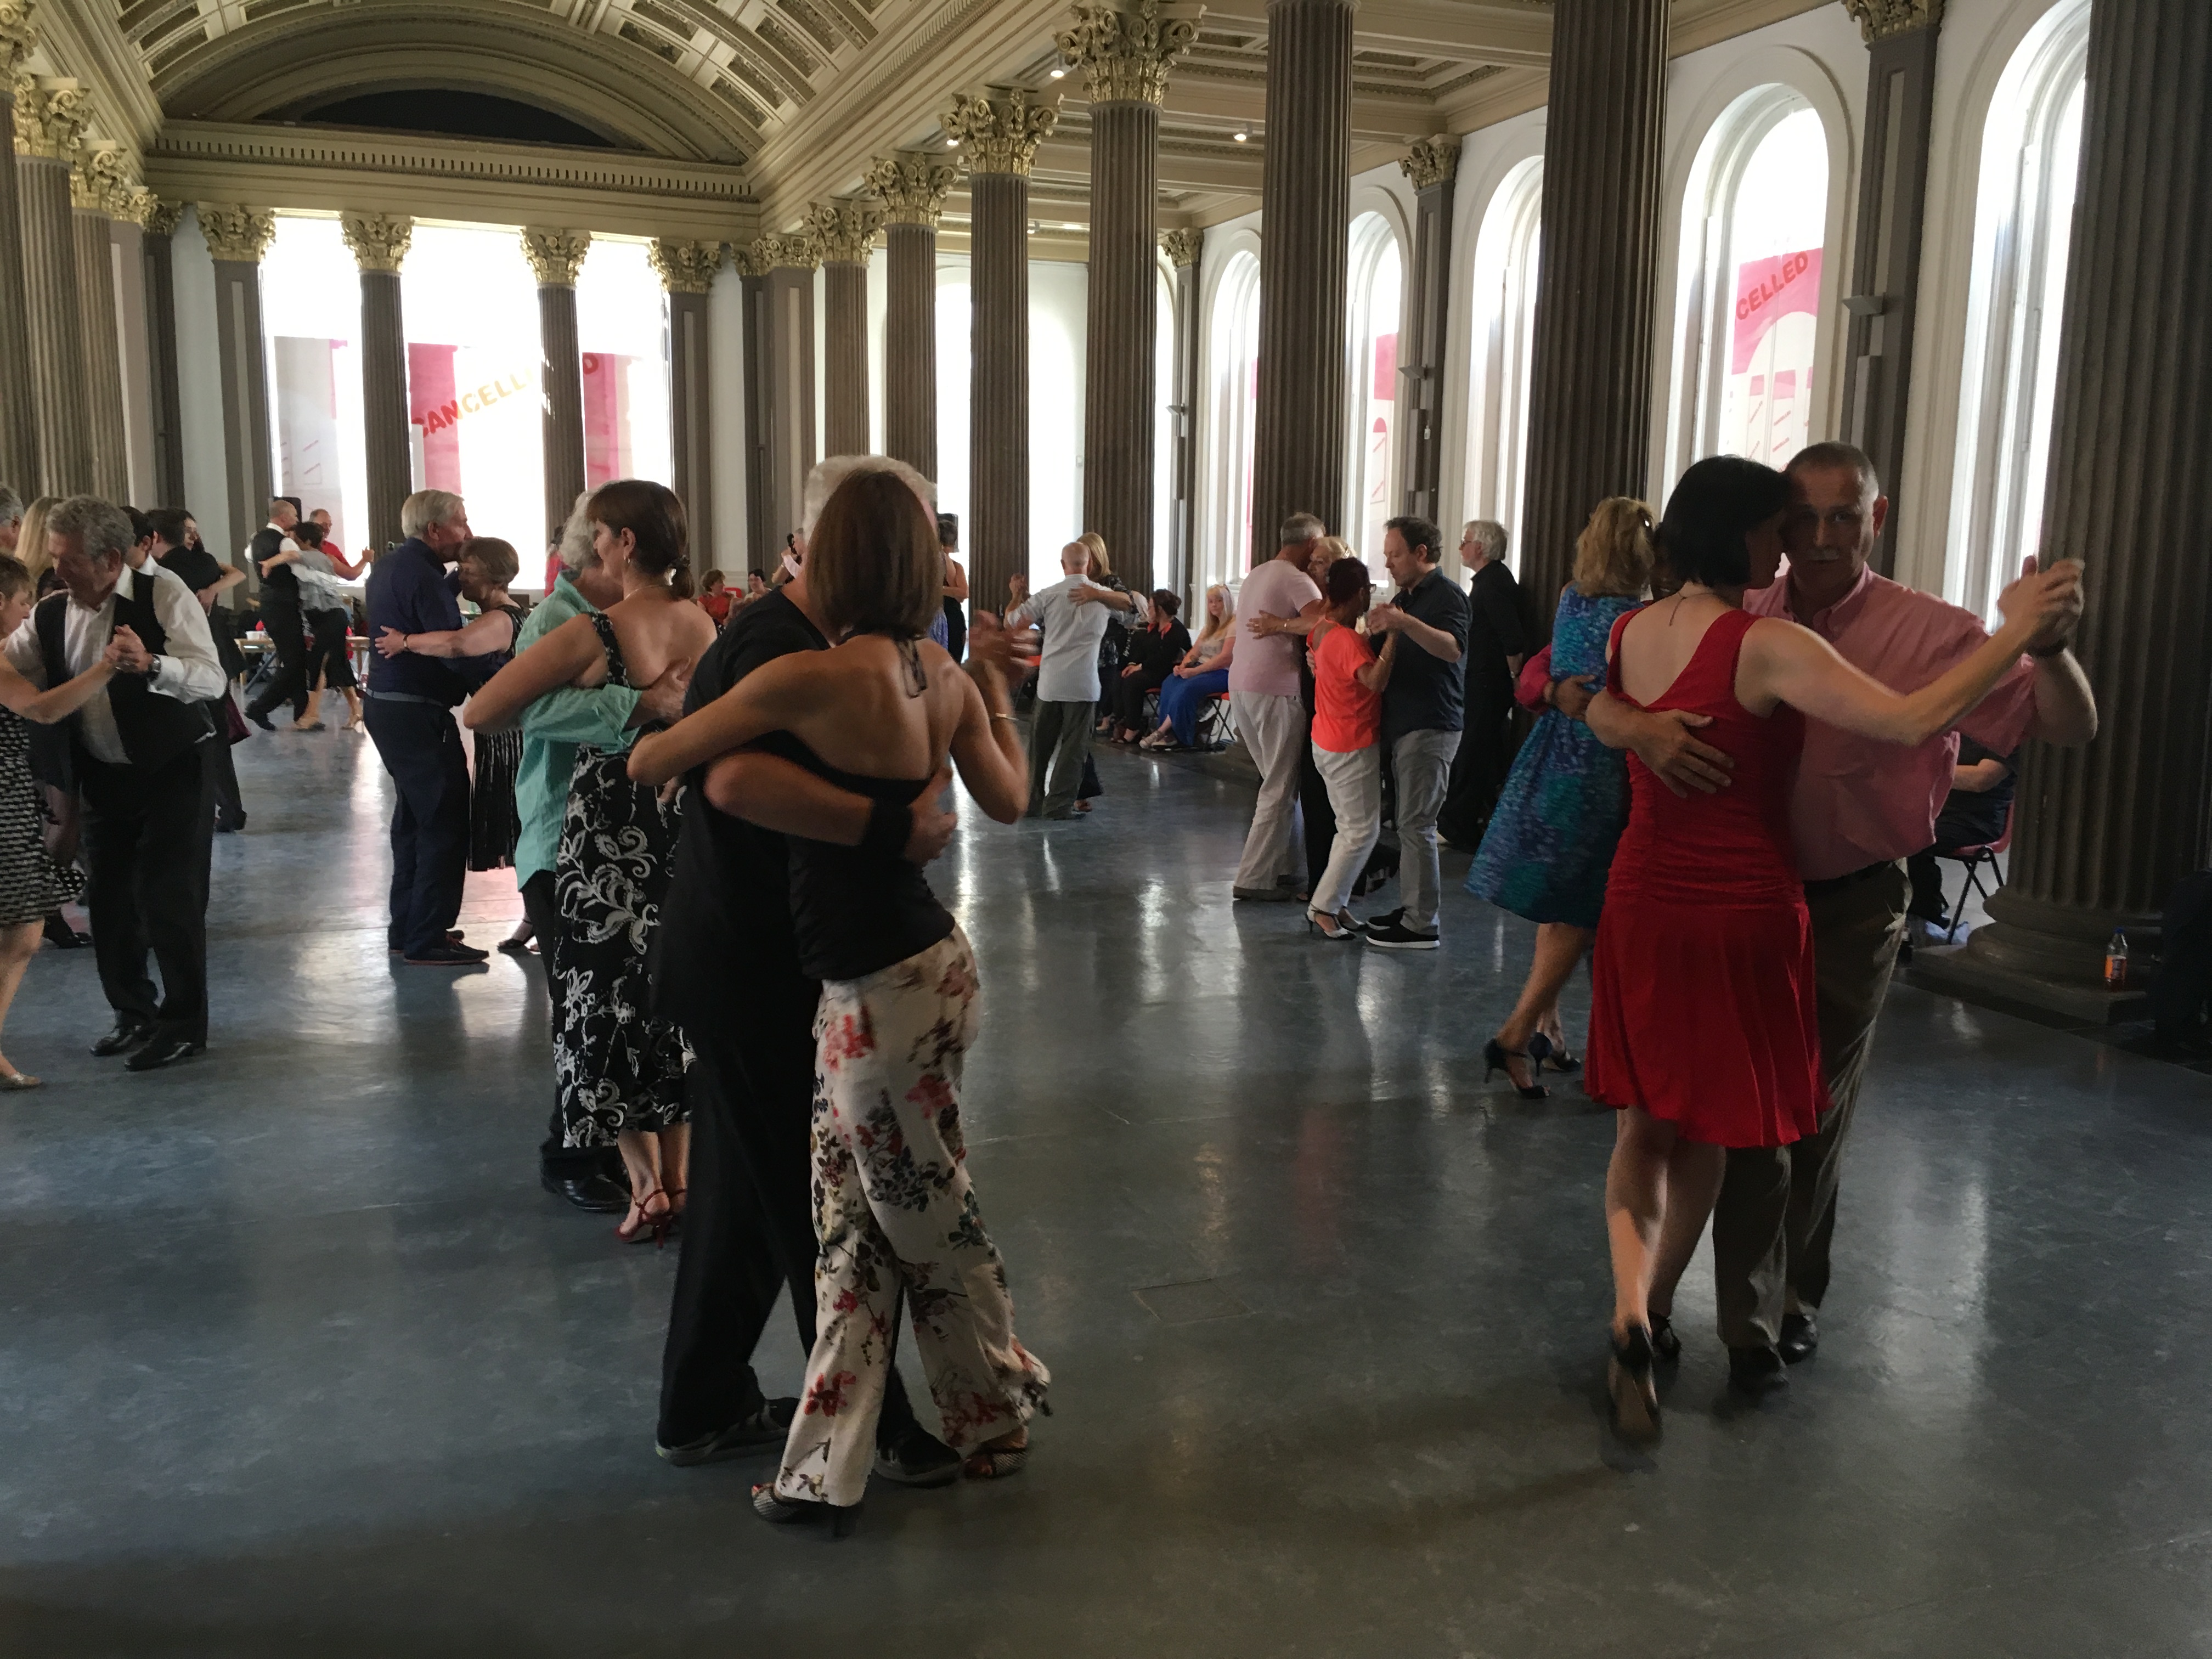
[{"left": 1105, "top": 589, "right": 1190, "bottom": 743}]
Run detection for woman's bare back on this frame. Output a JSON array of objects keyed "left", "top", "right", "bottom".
[
  {"left": 783, "top": 636, "right": 967, "bottom": 780},
  {"left": 575, "top": 591, "right": 715, "bottom": 691}
]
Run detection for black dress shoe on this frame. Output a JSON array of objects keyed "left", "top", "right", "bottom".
[
  {"left": 540, "top": 1168, "right": 630, "bottom": 1213},
  {"left": 126, "top": 1034, "right": 205, "bottom": 1072},
  {"left": 91, "top": 1019, "right": 154, "bottom": 1057},
  {"left": 1728, "top": 1344, "right": 1790, "bottom": 1398},
  {"left": 873, "top": 1425, "right": 963, "bottom": 1488},
  {"left": 403, "top": 942, "right": 490, "bottom": 966},
  {"left": 43, "top": 913, "right": 88, "bottom": 950},
  {"left": 657, "top": 1398, "right": 799, "bottom": 1466},
  {"left": 246, "top": 707, "right": 275, "bottom": 731},
  {"left": 1778, "top": 1311, "right": 1819, "bottom": 1364}
]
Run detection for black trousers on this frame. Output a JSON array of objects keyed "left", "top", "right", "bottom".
[
  {"left": 78, "top": 744, "right": 214, "bottom": 1042},
  {"left": 306, "top": 607, "right": 357, "bottom": 692},
  {"left": 658, "top": 974, "right": 919, "bottom": 1449},
  {"left": 1437, "top": 682, "right": 1516, "bottom": 849},
  {"left": 204, "top": 699, "right": 245, "bottom": 830},
  {"left": 1109, "top": 667, "right": 1170, "bottom": 733},
  {"left": 523, "top": 871, "right": 616, "bottom": 1182},
  {"left": 364, "top": 698, "right": 470, "bottom": 956},
  {"left": 246, "top": 598, "right": 312, "bottom": 721}
]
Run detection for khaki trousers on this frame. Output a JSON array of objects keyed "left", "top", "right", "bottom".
[{"left": 1709, "top": 861, "right": 1909, "bottom": 1349}]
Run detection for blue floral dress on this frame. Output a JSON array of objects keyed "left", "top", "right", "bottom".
[{"left": 1464, "top": 587, "right": 1644, "bottom": 929}]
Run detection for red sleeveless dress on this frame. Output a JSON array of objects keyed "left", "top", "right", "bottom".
[{"left": 1583, "top": 607, "right": 1827, "bottom": 1148}]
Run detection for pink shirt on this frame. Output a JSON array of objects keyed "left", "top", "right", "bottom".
[
  {"left": 1745, "top": 563, "right": 2038, "bottom": 881},
  {"left": 1229, "top": 556, "right": 1323, "bottom": 698}
]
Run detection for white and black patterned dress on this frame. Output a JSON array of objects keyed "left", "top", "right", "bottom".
[
  {"left": 0, "top": 707, "right": 77, "bottom": 927},
  {"left": 550, "top": 614, "right": 692, "bottom": 1146}
]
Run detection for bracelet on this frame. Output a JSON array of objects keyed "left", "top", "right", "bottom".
[
  {"left": 991, "top": 712, "right": 1018, "bottom": 724},
  {"left": 2027, "top": 640, "right": 2070, "bottom": 659},
  {"left": 861, "top": 795, "right": 911, "bottom": 857}
]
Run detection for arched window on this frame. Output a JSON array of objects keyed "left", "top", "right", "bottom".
[
  {"left": 1462, "top": 157, "right": 1542, "bottom": 571},
  {"left": 575, "top": 236, "right": 674, "bottom": 489},
  {"left": 1343, "top": 212, "right": 1403, "bottom": 561},
  {"left": 1155, "top": 257, "right": 1177, "bottom": 585},
  {"left": 259, "top": 213, "right": 371, "bottom": 563},
  {"left": 1944, "top": 0, "right": 2090, "bottom": 624},
  {"left": 1202, "top": 247, "right": 1261, "bottom": 591},
  {"left": 1665, "top": 92, "right": 1831, "bottom": 483}
]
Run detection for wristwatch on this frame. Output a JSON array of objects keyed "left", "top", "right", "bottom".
[{"left": 145, "top": 653, "right": 162, "bottom": 680}]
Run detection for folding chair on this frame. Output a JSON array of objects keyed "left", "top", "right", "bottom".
[
  {"left": 1199, "top": 691, "right": 1235, "bottom": 751},
  {"left": 1933, "top": 801, "right": 2014, "bottom": 943}
]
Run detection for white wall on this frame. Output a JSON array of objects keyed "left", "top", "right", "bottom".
[{"left": 171, "top": 207, "right": 235, "bottom": 566}]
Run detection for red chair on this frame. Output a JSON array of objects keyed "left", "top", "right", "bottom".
[{"left": 1933, "top": 800, "right": 2014, "bottom": 943}]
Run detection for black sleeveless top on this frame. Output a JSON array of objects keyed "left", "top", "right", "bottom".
[{"left": 787, "top": 752, "right": 953, "bottom": 983}]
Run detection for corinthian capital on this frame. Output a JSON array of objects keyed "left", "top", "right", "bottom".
[
  {"left": 730, "top": 241, "right": 771, "bottom": 278},
  {"left": 1158, "top": 227, "right": 1202, "bottom": 269},
  {"left": 1055, "top": 1, "right": 1203, "bottom": 107},
  {"left": 197, "top": 204, "right": 277, "bottom": 263},
  {"left": 0, "top": 2, "right": 37, "bottom": 82},
  {"left": 806, "top": 200, "right": 881, "bottom": 266},
  {"left": 142, "top": 197, "right": 184, "bottom": 238},
  {"left": 866, "top": 151, "right": 961, "bottom": 229},
  {"left": 342, "top": 212, "right": 414, "bottom": 273},
  {"left": 943, "top": 88, "right": 1059, "bottom": 178},
  {"left": 71, "top": 141, "right": 142, "bottom": 217},
  {"left": 521, "top": 227, "right": 591, "bottom": 286},
  {"left": 14, "top": 75, "right": 92, "bottom": 161},
  {"left": 754, "top": 231, "right": 820, "bottom": 272},
  {"left": 1398, "top": 136, "right": 1458, "bottom": 193},
  {"left": 649, "top": 238, "right": 724, "bottom": 294},
  {"left": 1842, "top": 0, "right": 1943, "bottom": 41}
]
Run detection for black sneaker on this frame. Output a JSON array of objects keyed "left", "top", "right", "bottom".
[
  {"left": 1363, "top": 920, "right": 1440, "bottom": 951},
  {"left": 872, "top": 1425, "right": 962, "bottom": 1488},
  {"left": 1364, "top": 907, "right": 1405, "bottom": 933},
  {"left": 657, "top": 1398, "right": 798, "bottom": 1465},
  {"left": 403, "top": 941, "right": 490, "bottom": 966}
]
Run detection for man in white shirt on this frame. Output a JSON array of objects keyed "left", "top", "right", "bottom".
[
  {"left": 1008, "top": 541, "right": 1130, "bottom": 820},
  {"left": 1229, "top": 512, "right": 1325, "bottom": 899},
  {"left": 4, "top": 497, "right": 227, "bottom": 1071}
]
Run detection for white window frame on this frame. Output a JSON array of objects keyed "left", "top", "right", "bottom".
[
  {"left": 1462, "top": 156, "right": 1543, "bottom": 574},
  {"left": 1199, "top": 242, "right": 1262, "bottom": 597},
  {"left": 1341, "top": 210, "right": 1406, "bottom": 561}
]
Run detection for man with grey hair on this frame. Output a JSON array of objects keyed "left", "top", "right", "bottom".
[
  {"left": 1437, "top": 516, "right": 1530, "bottom": 849},
  {"left": 1007, "top": 539, "right": 1128, "bottom": 819},
  {"left": 0, "top": 487, "right": 22, "bottom": 555},
  {"left": 1229, "top": 512, "right": 1325, "bottom": 899},
  {"left": 4, "top": 496, "right": 227, "bottom": 1070}
]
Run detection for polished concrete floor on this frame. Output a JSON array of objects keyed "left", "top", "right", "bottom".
[{"left": 2, "top": 719, "right": 2209, "bottom": 1658}]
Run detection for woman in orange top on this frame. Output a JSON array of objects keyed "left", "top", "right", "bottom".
[{"left": 1304, "top": 557, "right": 1398, "bottom": 940}]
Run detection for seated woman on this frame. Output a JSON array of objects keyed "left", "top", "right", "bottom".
[
  {"left": 628, "top": 469, "right": 1045, "bottom": 1535},
  {"left": 1302, "top": 558, "right": 1398, "bottom": 940},
  {"left": 1105, "top": 590, "right": 1191, "bottom": 744},
  {"left": 1140, "top": 583, "right": 1236, "bottom": 750},
  {"left": 463, "top": 483, "right": 715, "bottom": 1246}
]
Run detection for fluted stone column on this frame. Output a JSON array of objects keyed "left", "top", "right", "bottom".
[
  {"left": 1398, "top": 137, "right": 1458, "bottom": 524},
  {"left": 0, "top": 5, "right": 41, "bottom": 492},
  {"left": 1249, "top": 0, "right": 1352, "bottom": 567},
  {"left": 1160, "top": 227, "right": 1202, "bottom": 603},
  {"left": 342, "top": 213, "right": 413, "bottom": 552},
  {"left": 523, "top": 228, "right": 590, "bottom": 543},
  {"left": 757, "top": 232, "right": 820, "bottom": 546},
  {"left": 1839, "top": 0, "right": 1944, "bottom": 578},
  {"left": 945, "top": 87, "right": 1058, "bottom": 614},
  {"left": 1517, "top": 0, "right": 1666, "bottom": 617},
  {"left": 1913, "top": 0, "right": 2212, "bottom": 1018},
  {"left": 71, "top": 143, "right": 130, "bottom": 503},
  {"left": 867, "top": 151, "right": 958, "bottom": 479},
  {"left": 140, "top": 200, "right": 185, "bottom": 505},
  {"left": 15, "top": 76, "right": 93, "bottom": 497},
  {"left": 810, "top": 202, "right": 880, "bottom": 458},
  {"left": 1058, "top": 1, "right": 1199, "bottom": 594},
  {"left": 735, "top": 242, "right": 775, "bottom": 567},
  {"left": 200, "top": 205, "right": 276, "bottom": 568},
  {"left": 651, "top": 239, "right": 723, "bottom": 562}
]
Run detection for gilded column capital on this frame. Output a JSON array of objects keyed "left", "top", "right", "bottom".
[
  {"left": 649, "top": 238, "right": 724, "bottom": 294},
  {"left": 142, "top": 197, "right": 184, "bottom": 238},
  {"left": 71, "top": 141, "right": 142, "bottom": 217},
  {"left": 1399, "top": 135, "right": 1458, "bottom": 192},
  {"left": 521, "top": 227, "right": 591, "bottom": 286},
  {"left": 730, "top": 241, "right": 771, "bottom": 278},
  {"left": 0, "top": 1, "right": 37, "bottom": 81},
  {"left": 806, "top": 201, "right": 881, "bottom": 266},
  {"left": 943, "top": 87, "right": 1059, "bottom": 177},
  {"left": 1055, "top": 1, "right": 1203, "bottom": 107},
  {"left": 754, "top": 230, "right": 821, "bottom": 272},
  {"left": 1842, "top": 0, "right": 1943, "bottom": 42},
  {"left": 866, "top": 151, "right": 961, "bottom": 229},
  {"left": 1158, "top": 227, "right": 1203, "bottom": 269},
  {"left": 13, "top": 75, "right": 91, "bottom": 161},
  {"left": 342, "top": 212, "right": 414, "bottom": 273},
  {"left": 197, "top": 203, "right": 276, "bottom": 263}
]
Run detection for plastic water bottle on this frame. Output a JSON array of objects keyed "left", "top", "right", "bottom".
[{"left": 2105, "top": 929, "right": 2129, "bottom": 988}]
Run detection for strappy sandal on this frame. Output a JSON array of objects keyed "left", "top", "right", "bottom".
[
  {"left": 1528, "top": 1031, "right": 1582, "bottom": 1074},
  {"left": 752, "top": 1485, "right": 861, "bottom": 1537},
  {"left": 1609, "top": 1325, "right": 1661, "bottom": 1446},
  {"left": 617, "top": 1186, "right": 674, "bottom": 1248},
  {"left": 963, "top": 1434, "right": 1030, "bottom": 1480}
]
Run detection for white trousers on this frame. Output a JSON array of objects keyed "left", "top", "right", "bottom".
[
  {"left": 1231, "top": 690, "right": 1308, "bottom": 891},
  {"left": 1311, "top": 743, "right": 1383, "bottom": 916}
]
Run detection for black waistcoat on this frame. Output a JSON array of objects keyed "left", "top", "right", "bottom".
[{"left": 34, "top": 576, "right": 213, "bottom": 772}]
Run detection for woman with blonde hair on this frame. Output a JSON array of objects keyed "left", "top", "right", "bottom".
[
  {"left": 1141, "top": 583, "right": 1237, "bottom": 749},
  {"left": 15, "top": 498, "right": 59, "bottom": 595},
  {"left": 1465, "top": 496, "right": 1658, "bottom": 1097}
]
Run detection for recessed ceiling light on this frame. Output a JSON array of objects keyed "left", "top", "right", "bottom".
[
  {"left": 1233, "top": 130, "right": 1248, "bottom": 142},
  {"left": 947, "top": 138, "right": 961, "bottom": 147},
  {"left": 1049, "top": 67, "right": 1066, "bottom": 79}
]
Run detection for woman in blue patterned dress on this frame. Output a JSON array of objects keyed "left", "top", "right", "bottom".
[{"left": 1465, "top": 499, "right": 1656, "bottom": 1096}]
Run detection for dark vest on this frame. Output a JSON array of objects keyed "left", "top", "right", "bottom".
[
  {"left": 34, "top": 577, "right": 213, "bottom": 772},
  {"left": 251, "top": 524, "right": 300, "bottom": 608}
]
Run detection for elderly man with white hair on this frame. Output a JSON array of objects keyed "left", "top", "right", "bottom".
[
  {"left": 1008, "top": 538, "right": 1131, "bottom": 820},
  {"left": 1437, "top": 517, "right": 1531, "bottom": 850},
  {"left": 0, "top": 487, "right": 22, "bottom": 555}
]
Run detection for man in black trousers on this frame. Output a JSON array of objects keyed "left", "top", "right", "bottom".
[
  {"left": 363, "top": 489, "right": 496, "bottom": 967},
  {"left": 4, "top": 498, "right": 227, "bottom": 1071},
  {"left": 150, "top": 507, "right": 248, "bottom": 833},
  {"left": 242, "top": 498, "right": 312, "bottom": 732},
  {"left": 653, "top": 456, "right": 960, "bottom": 1480}
]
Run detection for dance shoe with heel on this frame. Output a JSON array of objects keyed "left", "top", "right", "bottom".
[
  {"left": 1608, "top": 1325, "right": 1661, "bottom": 1444},
  {"left": 1483, "top": 1038, "right": 1549, "bottom": 1101},
  {"left": 1527, "top": 1031, "right": 1582, "bottom": 1074},
  {"left": 1305, "top": 907, "right": 1359, "bottom": 942}
]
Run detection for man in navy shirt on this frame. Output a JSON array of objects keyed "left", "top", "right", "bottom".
[{"left": 364, "top": 490, "right": 499, "bottom": 965}]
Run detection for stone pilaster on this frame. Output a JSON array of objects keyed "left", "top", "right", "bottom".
[
  {"left": 809, "top": 201, "right": 881, "bottom": 459},
  {"left": 140, "top": 199, "right": 185, "bottom": 506},
  {"left": 1058, "top": 1, "right": 1199, "bottom": 594},
  {"left": 868, "top": 151, "right": 958, "bottom": 479},
  {"left": 1250, "top": 0, "right": 1352, "bottom": 567},
  {"left": 944, "top": 87, "right": 1057, "bottom": 612},
  {"left": 342, "top": 212, "right": 413, "bottom": 552},
  {"left": 733, "top": 241, "right": 775, "bottom": 571},
  {"left": 523, "top": 228, "right": 590, "bottom": 543},
  {"left": 1397, "top": 136, "right": 1458, "bottom": 524},
  {"left": 1839, "top": 0, "right": 1943, "bottom": 578},
  {"left": 0, "top": 4, "right": 40, "bottom": 490},
  {"left": 15, "top": 75, "right": 94, "bottom": 497},
  {"left": 1160, "top": 227, "right": 1202, "bottom": 603},
  {"left": 651, "top": 239, "right": 722, "bottom": 565},
  {"left": 71, "top": 142, "right": 132, "bottom": 503},
  {"left": 200, "top": 204, "right": 276, "bottom": 566},
  {"left": 1516, "top": 0, "right": 1666, "bottom": 619},
  {"left": 755, "top": 231, "right": 820, "bottom": 549},
  {"left": 1912, "top": 0, "right": 2212, "bottom": 1019}
]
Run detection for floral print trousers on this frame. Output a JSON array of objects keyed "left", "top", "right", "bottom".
[{"left": 773, "top": 928, "right": 1049, "bottom": 1507}]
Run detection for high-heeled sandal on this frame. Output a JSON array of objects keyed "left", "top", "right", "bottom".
[
  {"left": 1609, "top": 1324, "right": 1661, "bottom": 1444},
  {"left": 617, "top": 1186, "right": 674, "bottom": 1248},
  {"left": 752, "top": 1484, "right": 861, "bottom": 1537},
  {"left": 1528, "top": 1032, "right": 1582, "bottom": 1074},
  {"left": 1305, "top": 907, "right": 1357, "bottom": 942},
  {"left": 663, "top": 1184, "right": 687, "bottom": 1222},
  {"left": 1649, "top": 1312, "right": 1682, "bottom": 1364},
  {"left": 0, "top": 1069, "right": 42, "bottom": 1090},
  {"left": 963, "top": 1436, "right": 1030, "bottom": 1480},
  {"left": 1483, "top": 1038, "right": 1548, "bottom": 1099}
]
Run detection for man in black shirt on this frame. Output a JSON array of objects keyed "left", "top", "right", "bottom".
[
  {"left": 151, "top": 508, "right": 247, "bottom": 833},
  {"left": 1438, "top": 518, "right": 1529, "bottom": 849},
  {"left": 1905, "top": 737, "right": 2017, "bottom": 931},
  {"left": 242, "top": 498, "right": 313, "bottom": 731},
  {"left": 654, "top": 466, "right": 958, "bottom": 1478}
]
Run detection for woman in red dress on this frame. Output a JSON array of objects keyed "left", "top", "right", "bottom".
[{"left": 1585, "top": 455, "right": 2080, "bottom": 1442}]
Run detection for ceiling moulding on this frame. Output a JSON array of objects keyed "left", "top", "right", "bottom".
[
  {"left": 1195, "top": 2, "right": 1553, "bottom": 67},
  {"left": 144, "top": 122, "right": 760, "bottom": 244},
  {"left": 1668, "top": 0, "right": 1831, "bottom": 57}
]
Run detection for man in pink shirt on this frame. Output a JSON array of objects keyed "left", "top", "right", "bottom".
[
  {"left": 1592, "top": 441, "right": 2095, "bottom": 1393},
  {"left": 1229, "top": 512, "right": 1325, "bottom": 900}
]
